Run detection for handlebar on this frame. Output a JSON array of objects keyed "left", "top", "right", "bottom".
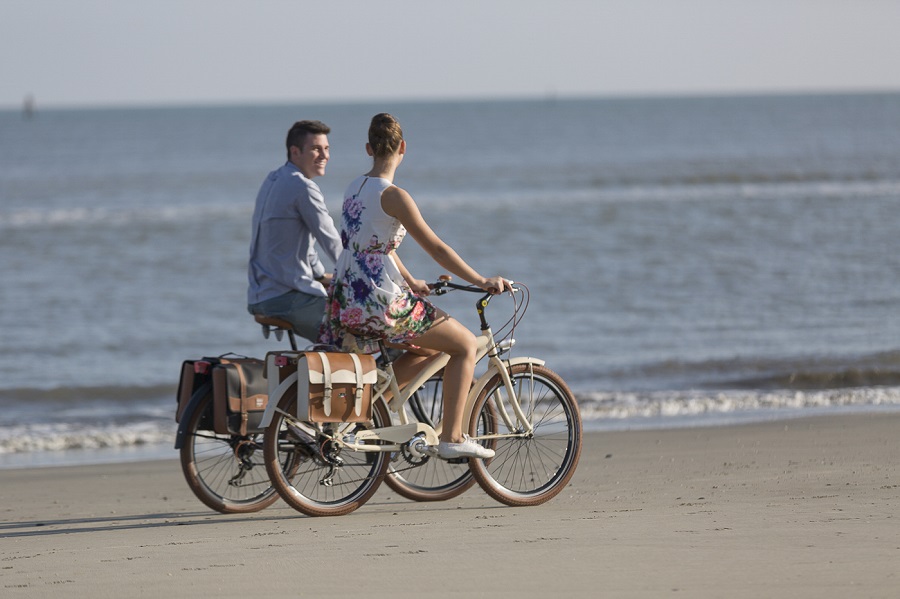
[
  {"left": 428, "top": 275, "right": 518, "bottom": 296},
  {"left": 427, "top": 276, "right": 525, "bottom": 334}
]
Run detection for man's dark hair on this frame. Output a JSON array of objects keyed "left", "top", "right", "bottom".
[{"left": 285, "top": 120, "right": 331, "bottom": 160}]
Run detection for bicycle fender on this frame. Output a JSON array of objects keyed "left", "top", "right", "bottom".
[
  {"left": 463, "top": 357, "right": 545, "bottom": 429},
  {"left": 259, "top": 371, "right": 298, "bottom": 429},
  {"left": 173, "top": 381, "right": 212, "bottom": 450}
]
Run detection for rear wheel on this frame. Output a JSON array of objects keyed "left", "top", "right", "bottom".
[
  {"left": 468, "top": 364, "right": 582, "bottom": 507},
  {"left": 384, "top": 375, "right": 483, "bottom": 502},
  {"left": 263, "top": 386, "right": 391, "bottom": 517},
  {"left": 180, "top": 388, "right": 290, "bottom": 513}
]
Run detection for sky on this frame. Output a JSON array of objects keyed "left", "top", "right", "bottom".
[{"left": 3, "top": 0, "right": 900, "bottom": 109}]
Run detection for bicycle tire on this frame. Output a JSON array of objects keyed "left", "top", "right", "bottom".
[
  {"left": 384, "top": 375, "right": 482, "bottom": 502},
  {"left": 179, "top": 389, "right": 289, "bottom": 513},
  {"left": 263, "top": 385, "right": 391, "bottom": 517},
  {"left": 468, "top": 364, "right": 582, "bottom": 507}
]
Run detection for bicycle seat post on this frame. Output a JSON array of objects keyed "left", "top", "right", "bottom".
[{"left": 253, "top": 315, "right": 298, "bottom": 351}]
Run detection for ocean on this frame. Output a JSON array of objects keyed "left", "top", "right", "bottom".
[{"left": 2, "top": 93, "right": 900, "bottom": 469}]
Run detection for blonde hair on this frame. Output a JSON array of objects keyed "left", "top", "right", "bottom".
[{"left": 368, "top": 113, "right": 403, "bottom": 158}]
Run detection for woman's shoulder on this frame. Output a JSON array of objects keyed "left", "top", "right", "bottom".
[
  {"left": 380, "top": 183, "right": 419, "bottom": 220},
  {"left": 381, "top": 180, "right": 412, "bottom": 199}
]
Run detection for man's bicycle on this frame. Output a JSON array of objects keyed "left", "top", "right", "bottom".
[
  {"left": 260, "top": 278, "right": 583, "bottom": 517},
  {"left": 174, "top": 315, "right": 462, "bottom": 513}
]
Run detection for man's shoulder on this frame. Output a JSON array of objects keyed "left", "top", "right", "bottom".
[
  {"left": 270, "top": 164, "right": 322, "bottom": 198},
  {"left": 289, "top": 171, "right": 321, "bottom": 194}
]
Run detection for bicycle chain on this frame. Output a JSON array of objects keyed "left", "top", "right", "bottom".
[{"left": 307, "top": 456, "right": 431, "bottom": 488}]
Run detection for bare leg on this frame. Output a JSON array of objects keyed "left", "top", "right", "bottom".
[
  {"left": 404, "top": 312, "right": 477, "bottom": 444},
  {"left": 388, "top": 348, "right": 443, "bottom": 392}
]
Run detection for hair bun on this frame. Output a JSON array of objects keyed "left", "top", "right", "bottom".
[{"left": 369, "top": 113, "right": 403, "bottom": 158}]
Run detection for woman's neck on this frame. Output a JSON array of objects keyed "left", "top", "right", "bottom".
[{"left": 366, "top": 156, "right": 399, "bottom": 182}]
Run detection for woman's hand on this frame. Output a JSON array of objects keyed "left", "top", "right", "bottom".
[
  {"left": 479, "top": 275, "right": 511, "bottom": 295},
  {"left": 407, "top": 278, "right": 431, "bottom": 296}
]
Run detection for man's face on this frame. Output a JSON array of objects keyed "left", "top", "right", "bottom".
[{"left": 291, "top": 133, "right": 329, "bottom": 179}]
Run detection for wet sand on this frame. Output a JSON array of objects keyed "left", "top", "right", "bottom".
[{"left": 2, "top": 413, "right": 899, "bottom": 598}]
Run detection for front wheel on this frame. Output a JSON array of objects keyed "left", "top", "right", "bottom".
[
  {"left": 468, "top": 364, "right": 582, "bottom": 507},
  {"left": 263, "top": 386, "right": 391, "bottom": 517},
  {"left": 179, "top": 388, "right": 288, "bottom": 513}
]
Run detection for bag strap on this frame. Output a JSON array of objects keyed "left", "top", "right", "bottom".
[
  {"left": 317, "top": 352, "right": 333, "bottom": 417},
  {"left": 234, "top": 362, "right": 247, "bottom": 400},
  {"left": 349, "top": 353, "right": 365, "bottom": 417}
]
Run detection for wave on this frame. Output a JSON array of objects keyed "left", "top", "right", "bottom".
[
  {"left": 5, "top": 174, "right": 900, "bottom": 231},
  {"left": 416, "top": 175, "right": 900, "bottom": 214},
  {"left": 586, "top": 170, "right": 900, "bottom": 191},
  {"left": 0, "top": 421, "right": 174, "bottom": 455},
  {"left": 575, "top": 386, "right": 900, "bottom": 423},
  {"left": 0, "top": 203, "right": 251, "bottom": 230},
  {"left": 2, "top": 351, "right": 900, "bottom": 460},
  {"left": 3, "top": 386, "right": 899, "bottom": 458},
  {"left": 0, "top": 383, "right": 176, "bottom": 404},
  {"left": 7, "top": 350, "right": 900, "bottom": 404},
  {"left": 585, "top": 350, "right": 900, "bottom": 392}
]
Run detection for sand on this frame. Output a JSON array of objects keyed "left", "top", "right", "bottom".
[{"left": 1, "top": 412, "right": 899, "bottom": 598}]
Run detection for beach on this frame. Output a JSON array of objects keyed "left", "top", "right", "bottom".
[{"left": 2, "top": 413, "right": 898, "bottom": 598}]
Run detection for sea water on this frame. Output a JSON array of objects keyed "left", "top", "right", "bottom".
[{"left": 2, "top": 93, "right": 900, "bottom": 467}]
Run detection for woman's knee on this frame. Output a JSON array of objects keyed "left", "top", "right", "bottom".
[
  {"left": 445, "top": 324, "right": 477, "bottom": 359},
  {"left": 417, "top": 318, "right": 476, "bottom": 357}
]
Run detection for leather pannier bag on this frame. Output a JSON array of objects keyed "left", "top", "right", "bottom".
[
  {"left": 211, "top": 357, "right": 268, "bottom": 435},
  {"left": 176, "top": 359, "right": 202, "bottom": 424},
  {"left": 176, "top": 357, "right": 220, "bottom": 425},
  {"left": 267, "top": 351, "right": 378, "bottom": 423}
]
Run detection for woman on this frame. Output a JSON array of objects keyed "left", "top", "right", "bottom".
[{"left": 321, "top": 113, "right": 510, "bottom": 459}]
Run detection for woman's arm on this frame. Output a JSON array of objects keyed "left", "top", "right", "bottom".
[{"left": 381, "top": 186, "right": 509, "bottom": 293}]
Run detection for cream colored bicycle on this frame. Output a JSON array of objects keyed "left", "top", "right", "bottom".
[{"left": 260, "top": 278, "right": 582, "bottom": 517}]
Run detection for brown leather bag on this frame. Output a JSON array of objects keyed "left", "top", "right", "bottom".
[{"left": 267, "top": 351, "right": 378, "bottom": 423}]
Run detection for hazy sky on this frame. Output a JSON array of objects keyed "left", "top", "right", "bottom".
[{"left": 3, "top": 0, "right": 900, "bottom": 109}]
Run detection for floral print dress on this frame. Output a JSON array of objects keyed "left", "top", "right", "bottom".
[{"left": 320, "top": 175, "right": 437, "bottom": 353}]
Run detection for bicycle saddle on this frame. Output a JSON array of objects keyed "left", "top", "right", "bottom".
[
  {"left": 254, "top": 315, "right": 298, "bottom": 350},
  {"left": 253, "top": 315, "right": 294, "bottom": 330}
]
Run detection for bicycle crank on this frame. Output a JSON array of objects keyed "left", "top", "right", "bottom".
[{"left": 400, "top": 433, "right": 435, "bottom": 466}]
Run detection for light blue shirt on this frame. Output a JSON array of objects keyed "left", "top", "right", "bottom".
[{"left": 247, "top": 162, "right": 341, "bottom": 304}]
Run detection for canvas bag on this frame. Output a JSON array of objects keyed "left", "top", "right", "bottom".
[
  {"left": 211, "top": 357, "right": 268, "bottom": 435},
  {"left": 267, "top": 351, "right": 378, "bottom": 423}
]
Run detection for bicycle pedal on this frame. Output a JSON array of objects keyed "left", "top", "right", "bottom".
[{"left": 446, "top": 457, "right": 469, "bottom": 465}]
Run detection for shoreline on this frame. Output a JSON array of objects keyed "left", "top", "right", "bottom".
[
  {"left": 4, "top": 403, "right": 900, "bottom": 471},
  {"left": 2, "top": 412, "right": 899, "bottom": 597}
]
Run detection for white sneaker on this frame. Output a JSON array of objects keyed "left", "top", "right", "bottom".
[{"left": 437, "top": 435, "right": 495, "bottom": 460}]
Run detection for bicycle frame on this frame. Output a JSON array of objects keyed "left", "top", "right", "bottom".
[{"left": 258, "top": 294, "right": 544, "bottom": 456}]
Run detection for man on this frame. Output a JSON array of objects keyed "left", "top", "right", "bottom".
[{"left": 247, "top": 120, "right": 341, "bottom": 342}]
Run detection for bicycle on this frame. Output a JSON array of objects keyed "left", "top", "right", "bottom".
[
  {"left": 261, "top": 278, "right": 583, "bottom": 517},
  {"left": 174, "top": 316, "right": 301, "bottom": 513},
  {"left": 175, "top": 315, "right": 462, "bottom": 512}
]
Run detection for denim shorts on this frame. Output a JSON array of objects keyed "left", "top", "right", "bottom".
[{"left": 248, "top": 291, "right": 327, "bottom": 344}]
